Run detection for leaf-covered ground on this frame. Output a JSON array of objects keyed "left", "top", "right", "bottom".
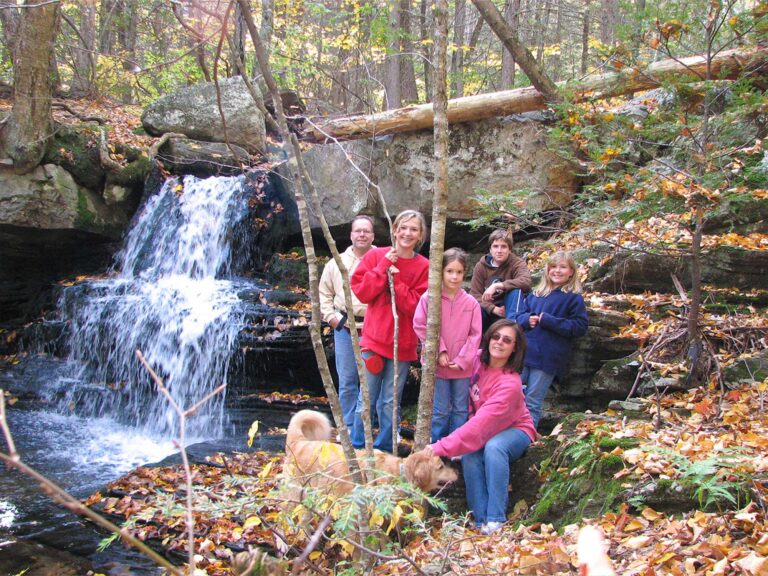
[{"left": 85, "top": 384, "right": 768, "bottom": 575}]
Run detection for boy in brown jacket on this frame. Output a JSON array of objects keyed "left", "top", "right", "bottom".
[{"left": 469, "top": 229, "right": 532, "bottom": 332}]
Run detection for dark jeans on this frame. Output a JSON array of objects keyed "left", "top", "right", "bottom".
[{"left": 481, "top": 288, "right": 526, "bottom": 333}]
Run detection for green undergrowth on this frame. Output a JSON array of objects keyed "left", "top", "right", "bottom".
[
  {"left": 528, "top": 423, "right": 639, "bottom": 528},
  {"left": 528, "top": 419, "right": 752, "bottom": 528}
]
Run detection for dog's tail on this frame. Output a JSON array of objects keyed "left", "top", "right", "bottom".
[{"left": 286, "top": 410, "right": 333, "bottom": 447}]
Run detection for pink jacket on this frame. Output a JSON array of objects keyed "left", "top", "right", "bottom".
[
  {"left": 413, "top": 289, "right": 482, "bottom": 379},
  {"left": 431, "top": 354, "right": 537, "bottom": 458}
]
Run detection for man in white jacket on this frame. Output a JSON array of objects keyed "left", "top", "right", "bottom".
[{"left": 318, "top": 215, "right": 375, "bottom": 428}]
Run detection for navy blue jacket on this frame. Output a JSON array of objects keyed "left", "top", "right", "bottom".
[{"left": 516, "top": 289, "right": 588, "bottom": 379}]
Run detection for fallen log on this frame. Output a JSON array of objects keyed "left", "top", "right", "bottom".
[{"left": 302, "top": 46, "right": 768, "bottom": 143}]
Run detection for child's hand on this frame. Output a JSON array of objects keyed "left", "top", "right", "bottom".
[
  {"left": 493, "top": 305, "right": 505, "bottom": 317},
  {"left": 438, "top": 352, "right": 450, "bottom": 367},
  {"left": 447, "top": 362, "right": 461, "bottom": 371},
  {"left": 529, "top": 314, "right": 540, "bottom": 327}
]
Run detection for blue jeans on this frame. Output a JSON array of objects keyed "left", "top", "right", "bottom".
[
  {"left": 431, "top": 377, "right": 470, "bottom": 442},
  {"left": 351, "top": 352, "right": 409, "bottom": 453},
  {"left": 461, "top": 427, "right": 531, "bottom": 525},
  {"left": 333, "top": 328, "right": 359, "bottom": 428},
  {"left": 481, "top": 288, "right": 525, "bottom": 332},
  {"left": 521, "top": 366, "right": 556, "bottom": 429},
  {"left": 504, "top": 289, "right": 525, "bottom": 320}
]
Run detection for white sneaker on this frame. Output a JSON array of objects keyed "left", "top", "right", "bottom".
[{"left": 481, "top": 521, "right": 504, "bottom": 535}]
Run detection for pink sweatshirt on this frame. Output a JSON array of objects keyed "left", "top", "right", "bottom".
[
  {"left": 413, "top": 289, "right": 482, "bottom": 379},
  {"left": 431, "top": 355, "right": 537, "bottom": 458}
]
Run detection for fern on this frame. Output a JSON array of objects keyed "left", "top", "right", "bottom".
[{"left": 647, "top": 446, "right": 749, "bottom": 511}]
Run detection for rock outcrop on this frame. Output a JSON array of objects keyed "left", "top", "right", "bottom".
[
  {"left": 277, "top": 114, "right": 580, "bottom": 229},
  {"left": 142, "top": 77, "right": 266, "bottom": 154},
  {"left": 586, "top": 246, "right": 768, "bottom": 293},
  {"left": 0, "top": 164, "right": 130, "bottom": 235}
]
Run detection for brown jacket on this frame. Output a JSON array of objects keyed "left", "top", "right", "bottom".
[{"left": 469, "top": 253, "right": 532, "bottom": 314}]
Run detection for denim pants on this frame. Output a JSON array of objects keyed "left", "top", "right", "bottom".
[
  {"left": 461, "top": 427, "right": 531, "bottom": 525},
  {"left": 481, "top": 288, "right": 525, "bottom": 332},
  {"left": 333, "top": 327, "right": 360, "bottom": 428},
  {"left": 431, "top": 377, "right": 470, "bottom": 442},
  {"left": 351, "top": 352, "right": 409, "bottom": 453},
  {"left": 504, "top": 288, "right": 525, "bottom": 319},
  {"left": 521, "top": 366, "right": 556, "bottom": 429}
]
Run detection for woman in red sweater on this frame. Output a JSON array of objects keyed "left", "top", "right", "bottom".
[
  {"left": 350, "top": 210, "right": 429, "bottom": 453},
  {"left": 427, "top": 319, "right": 536, "bottom": 534}
]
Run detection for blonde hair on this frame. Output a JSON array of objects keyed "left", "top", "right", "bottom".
[
  {"left": 392, "top": 210, "right": 427, "bottom": 251},
  {"left": 534, "top": 251, "right": 582, "bottom": 297}
]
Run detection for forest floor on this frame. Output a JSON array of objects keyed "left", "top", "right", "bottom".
[{"left": 88, "top": 385, "right": 768, "bottom": 575}]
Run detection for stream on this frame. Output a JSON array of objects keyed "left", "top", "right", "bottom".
[{"left": 1, "top": 173, "right": 315, "bottom": 573}]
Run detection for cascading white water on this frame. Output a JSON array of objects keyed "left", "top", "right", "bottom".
[{"left": 58, "top": 175, "right": 251, "bottom": 438}]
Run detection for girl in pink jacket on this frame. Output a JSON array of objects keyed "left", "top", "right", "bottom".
[
  {"left": 427, "top": 319, "right": 536, "bottom": 535},
  {"left": 414, "top": 248, "right": 482, "bottom": 442}
]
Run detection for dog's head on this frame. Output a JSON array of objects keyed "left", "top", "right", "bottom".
[{"left": 403, "top": 450, "right": 458, "bottom": 492}]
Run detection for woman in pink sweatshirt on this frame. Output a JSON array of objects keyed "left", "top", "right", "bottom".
[
  {"left": 413, "top": 248, "right": 482, "bottom": 442},
  {"left": 426, "top": 319, "right": 536, "bottom": 535}
]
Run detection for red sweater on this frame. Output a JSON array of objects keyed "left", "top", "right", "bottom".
[
  {"left": 351, "top": 247, "right": 429, "bottom": 362},
  {"left": 431, "top": 354, "right": 537, "bottom": 457}
]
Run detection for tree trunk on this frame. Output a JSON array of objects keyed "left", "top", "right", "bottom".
[
  {"left": 451, "top": 0, "right": 466, "bottom": 97},
  {"left": 550, "top": 0, "right": 562, "bottom": 80},
  {"left": 535, "top": 0, "right": 552, "bottom": 66},
  {"left": 500, "top": 0, "right": 520, "bottom": 89},
  {"left": 0, "top": 2, "right": 21, "bottom": 63},
  {"left": 1, "top": 0, "right": 60, "bottom": 174},
  {"left": 231, "top": 1, "right": 247, "bottom": 79},
  {"left": 471, "top": 0, "right": 559, "bottom": 100},
  {"left": 259, "top": 0, "right": 274, "bottom": 57},
  {"left": 98, "top": 0, "right": 116, "bottom": 54},
  {"left": 415, "top": 0, "right": 449, "bottom": 451},
  {"left": 400, "top": 0, "right": 419, "bottom": 103},
  {"left": 581, "top": 2, "right": 590, "bottom": 75},
  {"left": 70, "top": 0, "right": 98, "bottom": 98},
  {"left": 599, "top": 0, "right": 617, "bottom": 46},
  {"left": 303, "top": 46, "right": 767, "bottom": 142},
  {"left": 385, "top": 1, "right": 402, "bottom": 109},
  {"left": 419, "top": 0, "right": 433, "bottom": 99}
]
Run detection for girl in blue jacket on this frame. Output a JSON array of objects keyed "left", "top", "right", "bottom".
[{"left": 516, "top": 251, "right": 588, "bottom": 428}]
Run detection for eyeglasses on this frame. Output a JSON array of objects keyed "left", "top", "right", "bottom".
[{"left": 490, "top": 333, "right": 515, "bottom": 345}]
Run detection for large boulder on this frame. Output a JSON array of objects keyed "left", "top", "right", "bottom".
[
  {"left": 285, "top": 139, "right": 374, "bottom": 228},
  {"left": 372, "top": 115, "right": 579, "bottom": 219},
  {"left": 0, "top": 164, "right": 129, "bottom": 236},
  {"left": 277, "top": 115, "right": 579, "bottom": 230},
  {"left": 142, "top": 76, "right": 266, "bottom": 154}
]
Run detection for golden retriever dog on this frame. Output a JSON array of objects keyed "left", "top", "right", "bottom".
[
  {"left": 275, "top": 410, "right": 457, "bottom": 556},
  {"left": 283, "top": 409, "right": 458, "bottom": 494}
]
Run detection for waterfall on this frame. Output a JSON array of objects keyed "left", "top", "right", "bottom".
[{"left": 56, "top": 175, "right": 253, "bottom": 439}]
